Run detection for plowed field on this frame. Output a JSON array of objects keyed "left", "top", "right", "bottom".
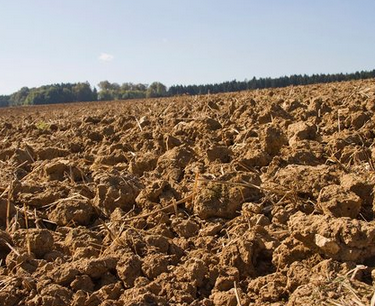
[{"left": 1, "top": 79, "right": 375, "bottom": 305}]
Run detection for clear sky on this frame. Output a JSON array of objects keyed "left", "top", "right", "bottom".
[{"left": 0, "top": 0, "right": 374, "bottom": 94}]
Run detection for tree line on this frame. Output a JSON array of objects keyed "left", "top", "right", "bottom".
[
  {"left": 168, "top": 69, "right": 375, "bottom": 95},
  {"left": 0, "top": 81, "right": 167, "bottom": 107},
  {"left": 1, "top": 69, "right": 374, "bottom": 107},
  {"left": 0, "top": 82, "right": 97, "bottom": 107}
]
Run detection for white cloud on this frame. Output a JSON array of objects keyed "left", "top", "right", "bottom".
[{"left": 98, "top": 53, "right": 114, "bottom": 62}]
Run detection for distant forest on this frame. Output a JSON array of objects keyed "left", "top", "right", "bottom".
[{"left": 1, "top": 69, "right": 374, "bottom": 107}]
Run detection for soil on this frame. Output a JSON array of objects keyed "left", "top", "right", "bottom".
[{"left": 1, "top": 79, "right": 375, "bottom": 305}]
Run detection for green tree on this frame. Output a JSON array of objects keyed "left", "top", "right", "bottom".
[
  {"left": 97, "top": 81, "right": 113, "bottom": 100},
  {"left": 97, "top": 80, "right": 112, "bottom": 91},
  {"left": 0, "top": 95, "right": 9, "bottom": 107},
  {"left": 134, "top": 83, "right": 147, "bottom": 91},
  {"left": 73, "top": 82, "right": 96, "bottom": 101},
  {"left": 98, "top": 81, "right": 122, "bottom": 100},
  {"left": 146, "top": 82, "right": 167, "bottom": 98},
  {"left": 9, "top": 86, "right": 30, "bottom": 106},
  {"left": 121, "top": 82, "right": 134, "bottom": 91}
]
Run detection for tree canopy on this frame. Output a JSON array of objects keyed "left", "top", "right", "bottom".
[
  {"left": 0, "top": 95, "right": 9, "bottom": 107},
  {"left": 97, "top": 81, "right": 148, "bottom": 101},
  {"left": 147, "top": 82, "right": 167, "bottom": 98},
  {"left": 5, "top": 82, "right": 97, "bottom": 107}
]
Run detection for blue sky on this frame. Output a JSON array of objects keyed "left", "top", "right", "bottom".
[{"left": 0, "top": 0, "right": 374, "bottom": 94}]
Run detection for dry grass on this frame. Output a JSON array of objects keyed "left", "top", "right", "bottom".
[
  {"left": 4, "top": 242, "right": 19, "bottom": 256},
  {"left": 233, "top": 281, "right": 242, "bottom": 306},
  {"left": 0, "top": 275, "right": 18, "bottom": 292},
  {"left": 121, "top": 193, "right": 196, "bottom": 223},
  {"left": 23, "top": 203, "right": 31, "bottom": 255},
  {"left": 320, "top": 266, "right": 375, "bottom": 306},
  {"left": 6, "top": 183, "right": 12, "bottom": 232}
]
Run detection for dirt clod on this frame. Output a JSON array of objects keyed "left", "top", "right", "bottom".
[{"left": 317, "top": 184, "right": 362, "bottom": 218}]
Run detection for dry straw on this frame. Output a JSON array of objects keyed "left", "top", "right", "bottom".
[
  {"left": 23, "top": 203, "right": 31, "bottom": 255},
  {"left": 233, "top": 281, "right": 242, "bottom": 306}
]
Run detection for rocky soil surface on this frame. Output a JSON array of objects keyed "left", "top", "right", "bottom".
[{"left": 1, "top": 79, "right": 375, "bottom": 305}]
